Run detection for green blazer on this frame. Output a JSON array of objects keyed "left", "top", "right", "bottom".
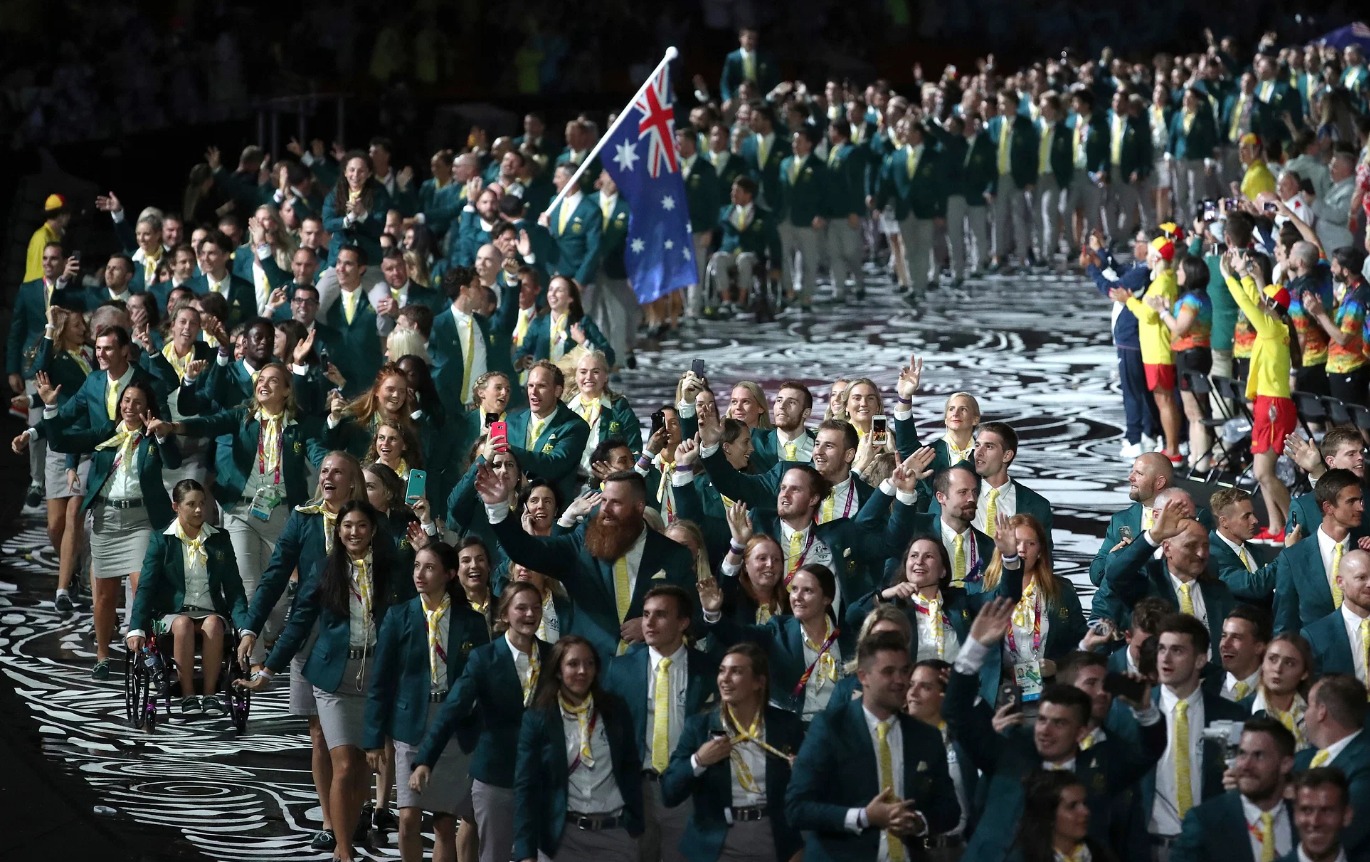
[
  {"left": 502, "top": 403, "right": 592, "bottom": 504},
  {"left": 720, "top": 49, "right": 778, "bottom": 102},
  {"left": 987, "top": 113, "right": 1039, "bottom": 190},
  {"left": 660, "top": 706, "right": 805, "bottom": 862},
  {"left": 947, "top": 661, "right": 1167, "bottom": 862},
  {"left": 682, "top": 156, "right": 723, "bottom": 233},
  {"left": 776, "top": 154, "right": 827, "bottom": 225},
  {"left": 429, "top": 281, "right": 521, "bottom": 394},
  {"left": 822, "top": 142, "right": 868, "bottom": 219},
  {"left": 33, "top": 364, "right": 168, "bottom": 444},
  {"left": 705, "top": 615, "right": 853, "bottom": 716},
  {"left": 490, "top": 515, "right": 697, "bottom": 659},
  {"left": 140, "top": 341, "right": 215, "bottom": 394},
  {"left": 1107, "top": 112, "right": 1150, "bottom": 181},
  {"left": 875, "top": 144, "right": 944, "bottom": 221},
  {"left": 886, "top": 506, "right": 997, "bottom": 593},
  {"left": 671, "top": 470, "right": 741, "bottom": 567},
  {"left": 321, "top": 182, "right": 393, "bottom": 267},
  {"left": 1087, "top": 501, "right": 1216, "bottom": 586},
  {"left": 1208, "top": 530, "right": 1277, "bottom": 606},
  {"left": 699, "top": 448, "right": 874, "bottom": 516},
  {"left": 553, "top": 150, "right": 602, "bottom": 190},
  {"left": 265, "top": 548, "right": 405, "bottom": 693},
  {"left": 1179, "top": 795, "right": 1287, "bottom": 862},
  {"left": 703, "top": 151, "right": 747, "bottom": 202},
  {"left": 319, "top": 289, "right": 384, "bottom": 398},
  {"left": 176, "top": 408, "right": 327, "bottom": 508},
  {"left": 189, "top": 273, "right": 256, "bottom": 331},
  {"left": 6, "top": 278, "right": 82, "bottom": 376},
  {"left": 1293, "top": 732, "right": 1370, "bottom": 854},
  {"left": 923, "top": 478, "right": 1055, "bottom": 549},
  {"left": 1301, "top": 608, "right": 1356, "bottom": 677},
  {"left": 130, "top": 526, "right": 250, "bottom": 634},
  {"left": 546, "top": 195, "right": 603, "bottom": 285},
  {"left": 30, "top": 338, "right": 96, "bottom": 406},
  {"left": 231, "top": 245, "right": 292, "bottom": 294},
  {"left": 516, "top": 312, "right": 615, "bottom": 369},
  {"left": 362, "top": 595, "right": 491, "bottom": 749},
  {"left": 749, "top": 426, "right": 815, "bottom": 472},
  {"left": 46, "top": 418, "right": 183, "bottom": 527},
  {"left": 177, "top": 357, "right": 317, "bottom": 416},
  {"left": 593, "top": 192, "right": 631, "bottom": 280},
  {"left": 1095, "top": 536, "right": 1235, "bottom": 661},
  {"left": 414, "top": 634, "right": 553, "bottom": 786},
  {"left": 512, "top": 696, "right": 644, "bottom": 858},
  {"left": 419, "top": 179, "right": 466, "bottom": 239},
  {"left": 716, "top": 203, "right": 783, "bottom": 262},
  {"left": 1039, "top": 119, "right": 1074, "bottom": 186},
  {"left": 739, "top": 132, "right": 791, "bottom": 209},
  {"left": 1069, "top": 112, "right": 1111, "bottom": 176},
  {"left": 1272, "top": 536, "right": 1339, "bottom": 634},
  {"left": 1168, "top": 109, "right": 1220, "bottom": 161},
  {"left": 602, "top": 643, "right": 719, "bottom": 765},
  {"left": 785, "top": 699, "right": 960, "bottom": 862}
]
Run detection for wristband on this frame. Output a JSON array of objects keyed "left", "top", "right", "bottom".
[
  {"left": 729, "top": 540, "right": 746, "bottom": 555},
  {"left": 636, "top": 455, "right": 653, "bottom": 469},
  {"left": 674, "top": 463, "right": 693, "bottom": 473},
  {"left": 1001, "top": 553, "right": 1020, "bottom": 564},
  {"left": 896, "top": 397, "right": 912, "bottom": 405}
]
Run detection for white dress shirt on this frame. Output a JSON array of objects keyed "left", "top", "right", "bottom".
[
  {"left": 347, "top": 555, "right": 378, "bottom": 649},
  {"left": 645, "top": 644, "right": 688, "bottom": 769},
  {"left": 972, "top": 478, "right": 1018, "bottom": 534},
  {"left": 1168, "top": 572, "right": 1208, "bottom": 629},
  {"left": 912, "top": 591, "right": 961, "bottom": 662},
  {"left": 1221, "top": 668, "right": 1261, "bottom": 701},
  {"left": 1340, "top": 604, "right": 1370, "bottom": 684},
  {"left": 817, "top": 476, "right": 857, "bottom": 524},
  {"left": 1152, "top": 685, "right": 1205, "bottom": 836},
  {"left": 450, "top": 309, "right": 488, "bottom": 402},
  {"left": 505, "top": 634, "right": 537, "bottom": 694},
  {"left": 774, "top": 427, "right": 814, "bottom": 463},
  {"left": 1240, "top": 795, "right": 1293, "bottom": 862},
  {"left": 1317, "top": 729, "right": 1363, "bottom": 767},
  {"left": 1317, "top": 526, "right": 1350, "bottom": 592},
  {"left": 103, "top": 430, "right": 144, "bottom": 501},
  {"left": 180, "top": 523, "right": 218, "bottom": 612},
  {"left": 844, "top": 707, "right": 906, "bottom": 862}
]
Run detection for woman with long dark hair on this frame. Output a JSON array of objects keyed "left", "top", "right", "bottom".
[
  {"left": 322, "top": 151, "right": 392, "bottom": 274},
  {"left": 699, "top": 563, "right": 848, "bottom": 724},
  {"left": 512, "top": 635, "right": 643, "bottom": 862},
  {"left": 363, "top": 542, "right": 491, "bottom": 862},
  {"left": 516, "top": 276, "right": 614, "bottom": 368},
  {"left": 409, "top": 581, "right": 552, "bottom": 862},
  {"left": 238, "top": 500, "right": 404, "bottom": 862},
  {"left": 1153, "top": 255, "right": 1214, "bottom": 470},
  {"left": 1011, "top": 771, "right": 1111, "bottom": 862}
]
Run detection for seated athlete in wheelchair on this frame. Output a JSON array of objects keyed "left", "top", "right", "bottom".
[
  {"left": 705, "top": 174, "right": 783, "bottom": 318},
  {"left": 125, "top": 479, "right": 254, "bottom": 720}
]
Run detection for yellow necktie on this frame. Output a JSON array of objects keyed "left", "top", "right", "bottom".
[
  {"left": 1360, "top": 619, "right": 1369, "bottom": 669},
  {"left": 105, "top": 377, "right": 121, "bottom": 420},
  {"left": 1142, "top": 506, "right": 1155, "bottom": 531},
  {"left": 1111, "top": 116, "right": 1125, "bottom": 165},
  {"left": 1039, "top": 125, "right": 1051, "bottom": 174},
  {"left": 789, "top": 158, "right": 801, "bottom": 184},
  {"left": 651, "top": 656, "right": 672, "bottom": 772},
  {"left": 1234, "top": 680, "right": 1251, "bottom": 700},
  {"left": 787, "top": 529, "right": 803, "bottom": 578},
  {"left": 561, "top": 693, "right": 595, "bottom": 765},
  {"left": 426, "top": 596, "right": 450, "bottom": 688},
  {"left": 1175, "top": 699, "right": 1193, "bottom": 819},
  {"left": 614, "top": 555, "right": 631, "bottom": 653},
  {"left": 828, "top": 146, "right": 840, "bottom": 167},
  {"left": 210, "top": 279, "right": 223, "bottom": 294},
  {"left": 558, "top": 202, "right": 572, "bottom": 234},
  {"left": 1258, "top": 812, "right": 1275, "bottom": 862},
  {"left": 998, "top": 122, "right": 1012, "bottom": 174},
  {"left": 985, "top": 487, "right": 1000, "bottom": 537},
  {"left": 1237, "top": 545, "right": 1252, "bottom": 572},
  {"left": 758, "top": 135, "right": 769, "bottom": 169},
  {"left": 601, "top": 196, "right": 614, "bottom": 229},
  {"left": 1333, "top": 543, "right": 1345, "bottom": 607},
  {"left": 343, "top": 289, "right": 359, "bottom": 325},
  {"left": 784, "top": 441, "right": 797, "bottom": 460},
  {"left": 876, "top": 720, "right": 906, "bottom": 862},
  {"left": 176, "top": 522, "right": 208, "bottom": 569},
  {"left": 1178, "top": 582, "right": 1194, "bottom": 616},
  {"left": 1310, "top": 748, "right": 1332, "bottom": 768},
  {"left": 460, "top": 316, "right": 476, "bottom": 401},
  {"left": 743, "top": 52, "right": 755, "bottom": 82},
  {"left": 905, "top": 146, "right": 917, "bottom": 179},
  {"left": 527, "top": 414, "right": 546, "bottom": 449},
  {"left": 953, "top": 533, "right": 967, "bottom": 586},
  {"left": 1230, "top": 98, "right": 1243, "bottom": 140},
  {"left": 1080, "top": 732, "right": 1096, "bottom": 750},
  {"left": 522, "top": 645, "right": 540, "bottom": 707}
]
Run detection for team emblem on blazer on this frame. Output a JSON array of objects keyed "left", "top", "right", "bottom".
[
  {"left": 460, "top": 640, "right": 474, "bottom": 654},
  {"left": 571, "top": 222, "right": 582, "bottom": 234},
  {"left": 293, "top": 441, "right": 303, "bottom": 453},
  {"left": 608, "top": 421, "right": 621, "bottom": 432},
  {"left": 651, "top": 569, "right": 667, "bottom": 580},
  {"left": 1058, "top": 607, "right": 1069, "bottom": 621},
  {"left": 916, "top": 761, "right": 927, "bottom": 772}
]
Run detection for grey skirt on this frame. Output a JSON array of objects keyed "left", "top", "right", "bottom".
[
  {"left": 395, "top": 701, "right": 472, "bottom": 814},
  {"left": 90, "top": 503, "right": 152, "bottom": 579},
  {"left": 313, "top": 654, "right": 372, "bottom": 749},
  {"left": 288, "top": 654, "right": 317, "bottom": 717},
  {"left": 44, "top": 448, "right": 90, "bottom": 501}
]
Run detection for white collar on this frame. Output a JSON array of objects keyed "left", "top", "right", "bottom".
[
  {"left": 1239, "top": 794, "right": 1287, "bottom": 825},
  {"left": 163, "top": 522, "right": 219, "bottom": 537},
  {"left": 1160, "top": 683, "right": 1203, "bottom": 712},
  {"left": 649, "top": 643, "right": 687, "bottom": 670},
  {"left": 108, "top": 364, "right": 136, "bottom": 388},
  {"left": 1225, "top": 668, "right": 1261, "bottom": 692}
]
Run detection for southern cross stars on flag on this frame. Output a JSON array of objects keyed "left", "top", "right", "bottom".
[{"left": 599, "top": 57, "right": 697, "bottom": 304}]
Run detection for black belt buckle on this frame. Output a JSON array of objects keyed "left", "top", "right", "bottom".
[
  {"left": 347, "top": 647, "right": 368, "bottom": 659},
  {"left": 103, "top": 497, "right": 144, "bottom": 510},
  {"left": 429, "top": 690, "right": 448, "bottom": 702},
  {"left": 730, "top": 805, "right": 767, "bottom": 822},
  {"left": 567, "top": 813, "right": 622, "bottom": 831}
]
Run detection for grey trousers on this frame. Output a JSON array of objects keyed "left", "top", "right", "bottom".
[
  {"left": 687, "top": 232, "right": 713, "bottom": 315},
  {"left": 1068, "top": 174, "right": 1105, "bottom": 240},
  {"left": 778, "top": 223, "right": 820, "bottom": 303},
  {"left": 826, "top": 218, "right": 864, "bottom": 296},
  {"left": 899, "top": 215, "right": 936, "bottom": 292},
  {"left": 991, "top": 175, "right": 1031, "bottom": 261},
  {"left": 1108, "top": 180, "right": 1143, "bottom": 240},
  {"left": 472, "top": 779, "right": 515, "bottom": 862},
  {"left": 638, "top": 776, "right": 691, "bottom": 862},
  {"left": 1036, "top": 175, "right": 1069, "bottom": 257},
  {"left": 718, "top": 818, "right": 777, "bottom": 862},
  {"left": 1174, "top": 159, "right": 1209, "bottom": 223},
  {"left": 554, "top": 822, "right": 637, "bottom": 862},
  {"left": 708, "top": 252, "right": 757, "bottom": 303},
  {"left": 587, "top": 275, "right": 638, "bottom": 366},
  {"left": 945, "top": 196, "right": 989, "bottom": 278}
]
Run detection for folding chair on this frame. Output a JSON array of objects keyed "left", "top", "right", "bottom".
[{"left": 1290, "top": 390, "right": 1327, "bottom": 439}]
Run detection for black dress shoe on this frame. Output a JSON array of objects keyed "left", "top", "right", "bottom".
[
  {"left": 310, "top": 830, "right": 336, "bottom": 852},
  {"left": 373, "top": 807, "right": 397, "bottom": 832},
  {"left": 625, "top": 354, "right": 637, "bottom": 370}
]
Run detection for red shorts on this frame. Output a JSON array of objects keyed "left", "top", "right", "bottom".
[
  {"left": 1144, "top": 363, "right": 1177, "bottom": 391},
  {"left": 1252, "top": 395, "right": 1297, "bottom": 455}
]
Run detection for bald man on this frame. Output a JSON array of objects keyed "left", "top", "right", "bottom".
[
  {"left": 1093, "top": 504, "right": 1235, "bottom": 663},
  {"left": 1300, "top": 548, "right": 1370, "bottom": 683},
  {"left": 1091, "top": 453, "right": 1198, "bottom": 586}
]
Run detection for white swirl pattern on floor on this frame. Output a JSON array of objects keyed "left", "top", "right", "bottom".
[{"left": 0, "top": 266, "right": 1134, "bottom": 858}]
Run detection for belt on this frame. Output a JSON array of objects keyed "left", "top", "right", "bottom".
[
  {"left": 178, "top": 606, "right": 216, "bottom": 614},
  {"left": 728, "top": 804, "right": 768, "bottom": 823},
  {"left": 566, "top": 812, "right": 623, "bottom": 831},
  {"left": 923, "top": 835, "right": 965, "bottom": 849},
  {"left": 99, "top": 497, "right": 144, "bottom": 510},
  {"left": 1150, "top": 835, "right": 1179, "bottom": 848},
  {"left": 430, "top": 690, "right": 449, "bottom": 702},
  {"left": 347, "top": 647, "right": 371, "bottom": 659}
]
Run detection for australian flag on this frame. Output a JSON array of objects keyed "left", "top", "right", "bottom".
[{"left": 600, "top": 55, "right": 697, "bottom": 304}]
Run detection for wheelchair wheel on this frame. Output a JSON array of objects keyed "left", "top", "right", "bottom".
[
  {"left": 223, "top": 653, "right": 251, "bottom": 733},
  {"left": 124, "top": 652, "right": 156, "bottom": 730}
]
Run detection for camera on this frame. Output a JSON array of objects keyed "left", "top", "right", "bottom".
[{"left": 1202, "top": 720, "right": 1245, "bottom": 766}]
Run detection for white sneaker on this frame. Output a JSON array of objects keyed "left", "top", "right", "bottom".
[
  {"left": 1141, "top": 434, "right": 1157, "bottom": 452},
  {"left": 1120, "top": 442, "right": 1143, "bottom": 459},
  {"left": 1192, "top": 455, "right": 1212, "bottom": 473},
  {"left": 1179, "top": 442, "right": 1190, "bottom": 457}
]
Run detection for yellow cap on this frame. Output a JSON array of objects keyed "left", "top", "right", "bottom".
[{"left": 44, "top": 194, "right": 66, "bottom": 213}]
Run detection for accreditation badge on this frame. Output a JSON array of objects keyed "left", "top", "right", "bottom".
[{"left": 1014, "top": 660, "right": 1043, "bottom": 702}]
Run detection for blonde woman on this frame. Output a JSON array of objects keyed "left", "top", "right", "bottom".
[{"left": 236, "top": 204, "right": 299, "bottom": 315}]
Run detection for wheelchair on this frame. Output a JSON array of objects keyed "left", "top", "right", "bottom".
[
  {"left": 701, "top": 249, "right": 784, "bottom": 322},
  {"left": 124, "top": 623, "right": 251, "bottom": 732}
]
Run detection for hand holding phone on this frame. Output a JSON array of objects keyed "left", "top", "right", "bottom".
[
  {"left": 405, "top": 469, "right": 428, "bottom": 504},
  {"left": 1103, "top": 672, "right": 1147, "bottom": 703},
  {"left": 871, "top": 414, "right": 889, "bottom": 446},
  {"left": 490, "top": 420, "right": 508, "bottom": 453}
]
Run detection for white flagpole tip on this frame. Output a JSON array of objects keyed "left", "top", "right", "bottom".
[{"left": 664, "top": 46, "right": 679, "bottom": 62}]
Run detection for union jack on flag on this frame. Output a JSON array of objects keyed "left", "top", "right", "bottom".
[{"left": 600, "top": 53, "right": 696, "bottom": 304}]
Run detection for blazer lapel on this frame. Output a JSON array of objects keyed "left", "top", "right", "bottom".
[
  {"left": 548, "top": 708, "right": 570, "bottom": 786},
  {"left": 1221, "top": 793, "right": 1258, "bottom": 862},
  {"left": 1329, "top": 618, "right": 1356, "bottom": 676}
]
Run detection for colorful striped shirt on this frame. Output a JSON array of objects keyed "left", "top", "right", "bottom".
[
  {"left": 1170, "top": 292, "right": 1213, "bottom": 352},
  {"left": 1329, "top": 284, "right": 1370, "bottom": 374},
  {"left": 1288, "top": 287, "right": 1331, "bottom": 368}
]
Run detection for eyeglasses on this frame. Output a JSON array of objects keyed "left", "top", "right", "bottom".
[{"left": 292, "top": 297, "right": 319, "bottom": 306}]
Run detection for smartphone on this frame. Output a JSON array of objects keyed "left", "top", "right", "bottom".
[
  {"left": 1224, "top": 197, "right": 1239, "bottom": 210},
  {"left": 405, "top": 469, "right": 427, "bottom": 504},
  {"left": 1103, "top": 672, "right": 1147, "bottom": 703},
  {"left": 490, "top": 420, "right": 508, "bottom": 452},
  {"left": 872, "top": 414, "right": 888, "bottom": 446},
  {"left": 71, "top": 250, "right": 82, "bottom": 263},
  {"left": 650, "top": 409, "right": 666, "bottom": 437},
  {"left": 691, "top": 359, "right": 706, "bottom": 378},
  {"left": 1200, "top": 200, "right": 1216, "bottom": 222},
  {"left": 999, "top": 682, "right": 1021, "bottom": 714},
  {"left": 485, "top": 412, "right": 499, "bottom": 426},
  {"left": 1263, "top": 201, "right": 1279, "bottom": 215},
  {"left": 710, "top": 729, "right": 729, "bottom": 740}
]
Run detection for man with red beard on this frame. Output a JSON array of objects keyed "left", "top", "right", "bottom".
[{"left": 475, "top": 465, "right": 698, "bottom": 660}]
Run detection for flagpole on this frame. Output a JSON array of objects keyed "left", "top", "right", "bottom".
[{"left": 542, "top": 46, "right": 680, "bottom": 216}]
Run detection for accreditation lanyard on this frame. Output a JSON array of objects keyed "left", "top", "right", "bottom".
[
  {"left": 784, "top": 529, "right": 817, "bottom": 585},
  {"left": 256, "top": 419, "right": 284, "bottom": 484},
  {"left": 792, "top": 626, "right": 840, "bottom": 698}
]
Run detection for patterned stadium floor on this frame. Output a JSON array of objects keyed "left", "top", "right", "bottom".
[{"left": 0, "top": 262, "right": 1136, "bottom": 859}]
